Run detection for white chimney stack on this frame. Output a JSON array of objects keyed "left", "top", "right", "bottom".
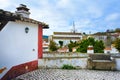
[
  {"left": 15, "top": 4, "right": 30, "bottom": 18},
  {"left": 87, "top": 45, "right": 94, "bottom": 54}
]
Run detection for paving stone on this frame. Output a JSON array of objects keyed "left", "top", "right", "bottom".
[{"left": 14, "top": 69, "right": 120, "bottom": 80}]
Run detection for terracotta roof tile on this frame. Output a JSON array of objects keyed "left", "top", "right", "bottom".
[{"left": 104, "top": 47, "right": 111, "bottom": 50}]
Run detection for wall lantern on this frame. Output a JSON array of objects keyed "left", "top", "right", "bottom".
[{"left": 25, "top": 27, "right": 29, "bottom": 33}]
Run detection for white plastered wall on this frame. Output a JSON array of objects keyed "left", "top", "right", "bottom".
[{"left": 0, "top": 21, "right": 38, "bottom": 78}]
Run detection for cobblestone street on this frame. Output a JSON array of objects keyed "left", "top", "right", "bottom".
[{"left": 14, "top": 69, "right": 120, "bottom": 80}]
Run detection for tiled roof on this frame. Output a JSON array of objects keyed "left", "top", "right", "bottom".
[
  {"left": 104, "top": 47, "right": 111, "bottom": 50},
  {"left": 57, "top": 47, "right": 68, "bottom": 52},
  {"left": 0, "top": 9, "right": 49, "bottom": 30}
]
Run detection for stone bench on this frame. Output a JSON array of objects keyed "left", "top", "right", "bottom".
[{"left": 87, "top": 54, "right": 116, "bottom": 70}]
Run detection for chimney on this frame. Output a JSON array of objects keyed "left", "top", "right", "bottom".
[
  {"left": 15, "top": 4, "right": 30, "bottom": 18},
  {"left": 87, "top": 45, "right": 94, "bottom": 54}
]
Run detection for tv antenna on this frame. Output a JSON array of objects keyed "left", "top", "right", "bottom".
[{"left": 72, "top": 21, "right": 77, "bottom": 33}]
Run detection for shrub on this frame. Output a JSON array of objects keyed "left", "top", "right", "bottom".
[{"left": 61, "top": 64, "right": 76, "bottom": 70}]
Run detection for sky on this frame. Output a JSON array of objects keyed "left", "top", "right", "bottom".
[{"left": 0, "top": 0, "right": 120, "bottom": 35}]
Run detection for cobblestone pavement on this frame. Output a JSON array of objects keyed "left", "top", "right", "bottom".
[{"left": 14, "top": 69, "right": 120, "bottom": 80}]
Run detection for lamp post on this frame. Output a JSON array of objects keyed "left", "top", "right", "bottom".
[{"left": 25, "top": 27, "right": 29, "bottom": 33}]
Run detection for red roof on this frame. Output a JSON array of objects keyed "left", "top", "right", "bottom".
[{"left": 104, "top": 47, "right": 111, "bottom": 50}]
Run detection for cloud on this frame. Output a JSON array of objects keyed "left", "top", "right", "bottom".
[
  {"left": 0, "top": 0, "right": 10, "bottom": 8},
  {"left": 0, "top": 0, "right": 120, "bottom": 35},
  {"left": 22, "top": 0, "right": 120, "bottom": 35},
  {"left": 57, "top": 0, "right": 70, "bottom": 8},
  {"left": 30, "top": 0, "right": 108, "bottom": 35},
  {"left": 105, "top": 13, "right": 120, "bottom": 22},
  {"left": 28, "top": 0, "right": 74, "bottom": 35}
]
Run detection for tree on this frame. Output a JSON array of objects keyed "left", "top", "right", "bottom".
[
  {"left": 87, "top": 37, "right": 95, "bottom": 45},
  {"left": 77, "top": 37, "right": 105, "bottom": 53},
  {"left": 115, "top": 28, "right": 120, "bottom": 33},
  {"left": 76, "top": 39, "right": 88, "bottom": 53},
  {"left": 114, "top": 38, "right": 120, "bottom": 52},
  {"left": 68, "top": 41, "right": 78, "bottom": 52},
  {"left": 83, "top": 32, "right": 86, "bottom": 35},
  {"left": 94, "top": 40, "right": 105, "bottom": 53},
  {"left": 49, "top": 40, "right": 58, "bottom": 52},
  {"left": 77, "top": 38, "right": 95, "bottom": 53},
  {"left": 59, "top": 41, "right": 63, "bottom": 48}
]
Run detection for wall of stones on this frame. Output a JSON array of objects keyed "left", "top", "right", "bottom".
[
  {"left": 38, "top": 52, "right": 120, "bottom": 70},
  {"left": 39, "top": 53, "right": 88, "bottom": 69}
]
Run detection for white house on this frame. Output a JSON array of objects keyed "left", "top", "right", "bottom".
[
  {"left": 43, "top": 40, "right": 49, "bottom": 52},
  {"left": 104, "top": 46, "right": 119, "bottom": 54},
  {"left": 49, "top": 32, "right": 82, "bottom": 46},
  {"left": 0, "top": 4, "right": 48, "bottom": 80}
]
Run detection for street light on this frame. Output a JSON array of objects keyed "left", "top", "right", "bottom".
[{"left": 25, "top": 27, "right": 29, "bottom": 33}]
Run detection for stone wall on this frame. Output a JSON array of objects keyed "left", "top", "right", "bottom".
[
  {"left": 111, "top": 54, "right": 120, "bottom": 70},
  {"left": 43, "top": 52, "right": 88, "bottom": 58},
  {"left": 38, "top": 53, "right": 88, "bottom": 69},
  {"left": 87, "top": 54, "right": 116, "bottom": 70},
  {"left": 115, "top": 58, "right": 120, "bottom": 70},
  {"left": 38, "top": 52, "right": 120, "bottom": 70}
]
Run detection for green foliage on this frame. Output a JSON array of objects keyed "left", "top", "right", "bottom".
[
  {"left": 114, "top": 38, "right": 120, "bottom": 52},
  {"left": 77, "top": 37, "right": 105, "bottom": 53},
  {"left": 68, "top": 41, "right": 78, "bottom": 52},
  {"left": 59, "top": 40, "right": 63, "bottom": 48},
  {"left": 95, "top": 28, "right": 120, "bottom": 35},
  {"left": 87, "top": 37, "right": 95, "bottom": 45},
  {"left": 115, "top": 28, "right": 120, "bottom": 33},
  {"left": 49, "top": 40, "right": 58, "bottom": 51},
  {"left": 94, "top": 40, "right": 105, "bottom": 53},
  {"left": 61, "top": 64, "right": 76, "bottom": 69},
  {"left": 106, "top": 28, "right": 120, "bottom": 33},
  {"left": 77, "top": 38, "right": 94, "bottom": 53},
  {"left": 76, "top": 39, "right": 88, "bottom": 53}
]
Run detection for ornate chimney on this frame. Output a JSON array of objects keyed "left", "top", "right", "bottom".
[{"left": 15, "top": 4, "right": 30, "bottom": 18}]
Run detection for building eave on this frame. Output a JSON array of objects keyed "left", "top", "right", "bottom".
[
  {"left": 52, "top": 36, "right": 81, "bottom": 40},
  {"left": 0, "top": 9, "right": 49, "bottom": 31},
  {"left": 54, "top": 32, "right": 81, "bottom": 35}
]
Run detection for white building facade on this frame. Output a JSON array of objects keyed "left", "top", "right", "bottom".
[
  {"left": 50, "top": 32, "right": 82, "bottom": 46},
  {"left": 0, "top": 4, "right": 48, "bottom": 80}
]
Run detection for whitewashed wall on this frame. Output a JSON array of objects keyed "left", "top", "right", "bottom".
[
  {"left": 0, "top": 21, "right": 38, "bottom": 78},
  {"left": 43, "top": 53, "right": 88, "bottom": 58},
  {"left": 39, "top": 58, "right": 87, "bottom": 69},
  {"left": 54, "top": 39, "right": 79, "bottom": 46},
  {"left": 115, "top": 58, "right": 120, "bottom": 70},
  {"left": 39, "top": 53, "right": 120, "bottom": 70},
  {"left": 38, "top": 53, "right": 88, "bottom": 69}
]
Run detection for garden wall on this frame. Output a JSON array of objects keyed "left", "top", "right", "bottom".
[
  {"left": 38, "top": 53, "right": 88, "bottom": 69},
  {"left": 38, "top": 52, "right": 120, "bottom": 70}
]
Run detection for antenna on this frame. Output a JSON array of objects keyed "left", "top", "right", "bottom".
[
  {"left": 89, "top": 31, "right": 91, "bottom": 35},
  {"left": 73, "top": 21, "right": 75, "bottom": 33}
]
